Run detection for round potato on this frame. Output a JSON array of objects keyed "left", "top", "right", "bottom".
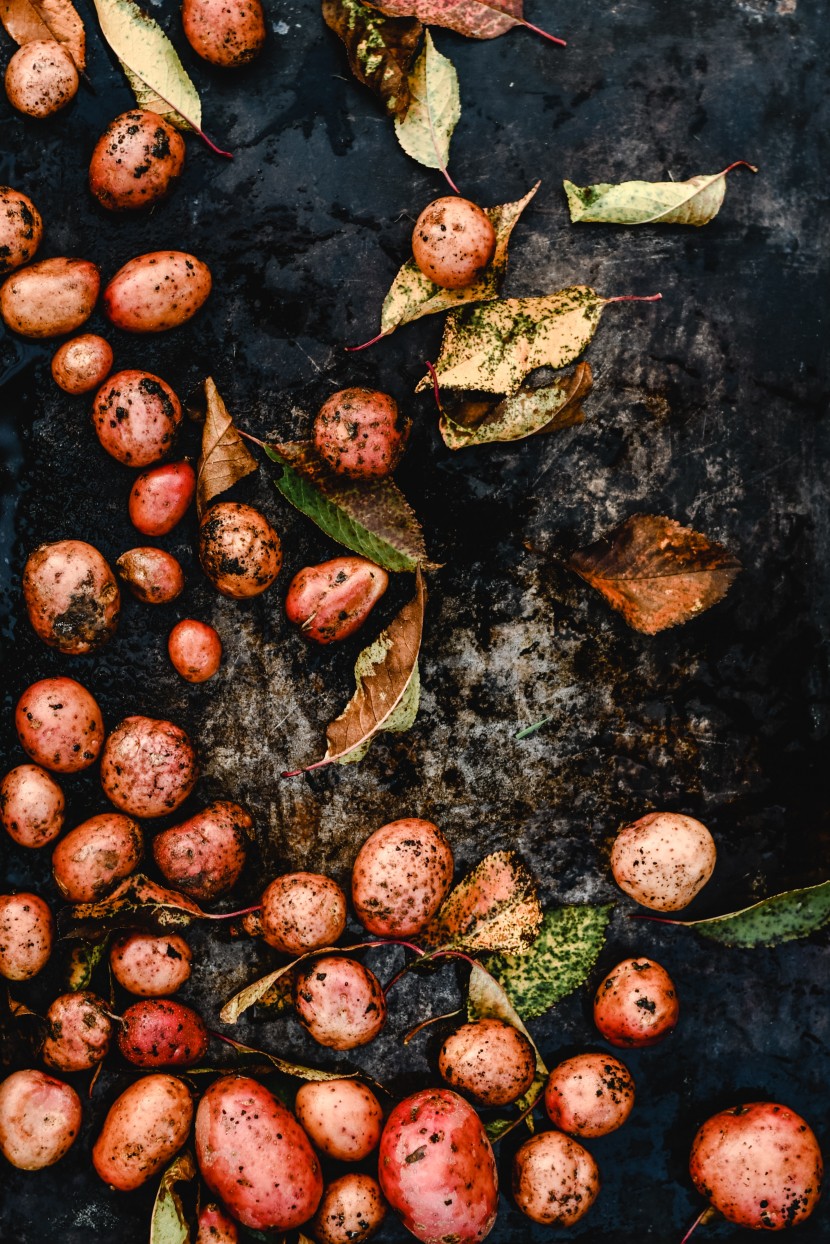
[
  {"left": 313, "top": 389, "right": 410, "bottom": 480},
  {"left": 23, "top": 538, "right": 120, "bottom": 654},
  {"left": 196, "top": 1204, "right": 239, "bottom": 1242},
  {"left": 5, "top": 41, "right": 78, "bottom": 118},
  {"left": 438, "top": 1019, "right": 536, "bottom": 1107},
  {"left": 312, "top": 1174, "right": 387, "bottom": 1244},
  {"left": 51, "top": 334, "right": 113, "bottom": 395},
  {"left": 0, "top": 257, "right": 99, "bottom": 337},
  {"left": 512, "top": 1130, "right": 600, "bottom": 1226},
  {"left": 260, "top": 872, "right": 347, "bottom": 955},
  {"left": 351, "top": 818, "right": 453, "bottom": 937},
  {"left": 544, "top": 1053, "right": 635, "bottom": 1138},
  {"left": 168, "top": 619, "right": 222, "bottom": 682},
  {"left": 294, "top": 955, "right": 386, "bottom": 1051},
  {"left": 182, "top": 0, "right": 266, "bottom": 66},
  {"left": 117, "top": 999, "right": 209, "bottom": 1069},
  {"left": 412, "top": 197, "right": 496, "bottom": 289},
  {"left": 0, "top": 764, "right": 64, "bottom": 848},
  {"left": 52, "top": 812, "right": 143, "bottom": 902},
  {"left": 104, "top": 251, "right": 212, "bottom": 333},
  {"left": 594, "top": 958, "right": 679, "bottom": 1048},
  {"left": 611, "top": 811, "right": 717, "bottom": 911},
  {"left": 0, "top": 1069, "right": 82, "bottom": 1170},
  {"left": 152, "top": 801, "right": 250, "bottom": 900},
  {"left": 199, "top": 501, "right": 282, "bottom": 598},
  {"left": 42, "top": 992, "right": 112, "bottom": 1072},
  {"left": 117, "top": 547, "right": 185, "bottom": 604},
  {"left": 89, "top": 110, "right": 186, "bottom": 211},
  {"left": 100, "top": 716, "right": 198, "bottom": 819},
  {"left": 92, "top": 370, "right": 183, "bottom": 467},
  {"left": 15, "top": 676, "right": 104, "bottom": 773},
  {"left": 129, "top": 460, "right": 195, "bottom": 536},
  {"left": 294, "top": 1080, "right": 383, "bottom": 1162},
  {"left": 0, "top": 185, "right": 43, "bottom": 275},
  {"left": 285, "top": 557, "right": 388, "bottom": 645},
  {"left": 0, "top": 893, "right": 53, "bottom": 980},
  {"left": 93, "top": 1073, "right": 193, "bottom": 1191},
  {"left": 110, "top": 932, "right": 192, "bottom": 997}
]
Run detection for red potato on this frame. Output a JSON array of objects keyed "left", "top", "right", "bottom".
[
  {"left": 196, "top": 1075, "right": 323, "bottom": 1230},
  {"left": 593, "top": 958, "right": 679, "bottom": 1048},
  {"left": 117, "top": 999, "right": 209, "bottom": 1069},
  {"left": 89, "top": 110, "right": 186, "bottom": 211},
  {"left": 51, "top": 334, "right": 113, "bottom": 394},
  {"left": 0, "top": 1069, "right": 82, "bottom": 1169},
  {"left": 15, "top": 676, "right": 104, "bottom": 774},
  {"left": 260, "top": 872, "right": 347, "bottom": 955},
  {"left": 4, "top": 40, "right": 78, "bottom": 117},
  {"left": 116, "top": 547, "right": 185, "bottom": 604},
  {"left": 313, "top": 388, "right": 410, "bottom": 480},
  {"left": 41, "top": 992, "right": 112, "bottom": 1072},
  {"left": 294, "top": 1080, "right": 384, "bottom": 1162},
  {"left": 610, "top": 811, "right": 717, "bottom": 911},
  {"left": 110, "top": 931, "right": 192, "bottom": 996},
  {"left": 512, "top": 1130, "right": 600, "bottom": 1226},
  {"left": 0, "top": 257, "right": 99, "bottom": 337},
  {"left": 0, "top": 764, "right": 64, "bottom": 847},
  {"left": 92, "top": 370, "right": 183, "bottom": 467},
  {"left": 351, "top": 818, "right": 453, "bottom": 938},
  {"left": 378, "top": 1088, "right": 498, "bottom": 1244},
  {"left": 152, "top": 800, "right": 250, "bottom": 900},
  {"left": 52, "top": 812, "right": 143, "bottom": 902},
  {"left": 294, "top": 955, "right": 386, "bottom": 1051},
  {"left": 182, "top": 0, "right": 266, "bottom": 66},
  {"left": 92, "top": 1073, "right": 193, "bottom": 1191},
  {"left": 196, "top": 1204, "right": 239, "bottom": 1242},
  {"left": 0, "top": 893, "right": 53, "bottom": 980},
  {"left": 22, "top": 538, "right": 120, "bottom": 653},
  {"left": 0, "top": 186, "right": 43, "bottom": 275},
  {"left": 168, "top": 619, "right": 222, "bottom": 682},
  {"left": 199, "top": 501, "right": 282, "bottom": 598},
  {"left": 438, "top": 1019, "right": 536, "bottom": 1107},
  {"left": 129, "top": 460, "right": 195, "bottom": 535},
  {"left": 312, "top": 1174, "right": 387, "bottom": 1244},
  {"left": 100, "top": 716, "right": 198, "bottom": 819},
  {"left": 412, "top": 197, "right": 496, "bottom": 290},
  {"left": 544, "top": 1053, "right": 635, "bottom": 1138},
  {"left": 286, "top": 557, "right": 389, "bottom": 644},
  {"left": 104, "top": 251, "right": 212, "bottom": 333}
]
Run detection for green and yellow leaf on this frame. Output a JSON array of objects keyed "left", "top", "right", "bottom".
[
  {"left": 422, "top": 850, "right": 542, "bottom": 955},
  {"left": 150, "top": 1152, "right": 195, "bottom": 1244},
  {"left": 394, "top": 31, "right": 460, "bottom": 179},
  {"left": 437, "top": 360, "right": 591, "bottom": 449},
  {"left": 564, "top": 161, "right": 757, "bottom": 227},
  {"left": 667, "top": 881, "right": 830, "bottom": 948}
]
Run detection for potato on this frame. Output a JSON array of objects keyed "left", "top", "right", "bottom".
[
  {"left": 295, "top": 1080, "right": 383, "bottom": 1162},
  {"left": 5, "top": 41, "right": 78, "bottom": 118},
  {"left": 412, "top": 197, "right": 496, "bottom": 289},
  {"left": 313, "top": 389, "right": 410, "bottom": 480},
  {"left": 51, "top": 333, "right": 113, "bottom": 395},
  {"left": 42, "top": 991, "right": 112, "bottom": 1072},
  {"left": 312, "top": 1174, "right": 387, "bottom": 1244},
  {"left": 351, "top": 818, "right": 453, "bottom": 938},
  {"left": 199, "top": 501, "right": 282, "bottom": 598},
  {"left": 15, "top": 676, "right": 104, "bottom": 773},
  {"left": 100, "top": 716, "right": 198, "bottom": 819},
  {"left": 92, "top": 369, "right": 183, "bottom": 467},
  {"left": 52, "top": 812, "right": 143, "bottom": 902},
  {"left": 593, "top": 957, "right": 679, "bottom": 1048},
  {"left": 0, "top": 892, "right": 53, "bottom": 980},
  {"left": 512, "top": 1130, "right": 600, "bottom": 1226},
  {"left": 610, "top": 811, "right": 717, "bottom": 911},
  {"left": 151, "top": 801, "right": 250, "bottom": 900},
  {"left": 195, "top": 1075, "right": 323, "bottom": 1230},
  {"left": 286, "top": 557, "right": 389, "bottom": 644},
  {"left": 260, "top": 872, "right": 347, "bottom": 955},
  {"left": 168, "top": 619, "right": 223, "bottom": 682},
  {"left": 182, "top": 0, "right": 266, "bottom": 66},
  {"left": 129, "top": 460, "right": 196, "bottom": 536},
  {"left": 544, "top": 1053, "right": 635, "bottom": 1138},
  {"left": 0, "top": 1069, "right": 81, "bottom": 1169},
  {"left": 0, "top": 764, "right": 64, "bottom": 848},
  {"left": 0, "top": 257, "right": 99, "bottom": 337},
  {"left": 117, "top": 999, "right": 209, "bottom": 1068},
  {"left": 110, "top": 931, "right": 192, "bottom": 996},
  {"left": 438, "top": 1019, "right": 536, "bottom": 1107},
  {"left": 116, "top": 547, "right": 185, "bottom": 604},
  {"left": 378, "top": 1088, "right": 498, "bottom": 1244},
  {"left": 0, "top": 185, "right": 43, "bottom": 275},
  {"left": 294, "top": 956, "right": 386, "bottom": 1051},
  {"left": 92, "top": 1073, "right": 193, "bottom": 1191},
  {"left": 196, "top": 1204, "right": 239, "bottom": 1242},
  {"left": 23, "top": 538, "right": 120, "bottom": 653},
  {"left": 104, "top": 251, "right": 212, "bottom": 333},
  {"left": 89, "top": 110, "right": 186, "bottom": 211}
]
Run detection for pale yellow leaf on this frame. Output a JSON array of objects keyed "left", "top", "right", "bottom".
[
  {"left": 564, "top": 161, "right": 758, "bottom": 226},
  {"left": 394, "top": 30, "right": 459, "bottom": 175}
]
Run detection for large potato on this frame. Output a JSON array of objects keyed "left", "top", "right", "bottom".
[
  {"left": 0, "top": 764, "right": 64, "bottom": 848},
  {"left": 42, "top": 992, "right": 112, "bottom": 1072},
  {"left": 0, "top": 186, "right": 43, "bottom": 274},
  {"left": 0, "top": 257, "right": 99, "bottom": 337},
  {"left": 260, "top": 872, "right": 347, "bottom": 954},
  {"left": 117, "top": 999, "right": 208, "bottom": 1068},
  {"left": 285, "top": 557, "right": 389, "bottom": 644},
  {"left": 129, "top": 460, "right": 195, "bottom": 536},
  {"left": 593, "top": 957, "right": 679, "bottom": 1048},
  {"left": 351, "top": 818, "right": 453, "bottom": 937},
  {"left": 92, "top": 1074, "right": 193, "bottom": 1191},
  {"left": 544, "top": 1053, "right": 635, "bottom": 1138},
  {"left": 294, "top": 955, "right": 386, "bottom": 1051},
  {"left": 116, "top": 548, "right": 185, "bottom": 604},
  {"left": 23, "top": 539, "right": 120, "bottom": 653},
  {"left": 5, "top": 41, "right": 78, "bottom": 117},
  {"left": 312, "top": 1173, "right": 387, "bottom": 1244},
  {"left": 295, "top": 1080, "right": 383, "bottom": 1162},
  {"left": 110, "top": 932, "right": 192, "bottom": 996},
  {"left": 152, "top": 800, "right": 250, "bottom": 899},
  {"left": 100, "top": 716, "right": 198, "bottom": 818},
  {"left": 378, "top": 1088, "right": 498, "bottom": 1244},
  {"left": 182, "top": 0, "right": 266, "bottom": 66},
  {"left": 51, "top": 334, "right": 113, "bottom": 395},
  {"left": 15, "top": 676, "right": 104, "bottom": 773},
  {"left": 92, "top": 370, "right": 183, "bottom": 467},
  {"left": 512, "top": 1130, "right": 600, "bottom": 1226},
  {"left": 438, "top": 1019, "right": 536, "bottom": 1107},
  {"left": 313, "top": 389, "right": 410, "bottom": 480},
  {"left": 0, "top": 1069, "right": 81, "bottom": 1170},
  {"left": 199, "top": 502, "right": 282, "bottom": 598},
  {"left": 52, "top": 812, "right": 143, "bottom": 902},
  {"left": 0, "top": 893, "right": 53, "bottom": 980},
  {"left": 195, "top": 1075, "right": 323, "bottom": 1230},
  {"left": 104, "top": 251, "right": 212, "bottom": 332},
  {"left": 89, "top": 110, "right": 186, "bottom": 211},
  {"left": 610, "top": 811, "right": 717, "bottom": 911}
]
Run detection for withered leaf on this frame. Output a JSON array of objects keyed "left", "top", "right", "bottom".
[
  {"left": 437, "top": 361, "right": 591, "bottom": 450},
  {"left": 0, "top": 0, "right": 85, "bottom": 70},
  {"left": 150, "top": 1152, "right": 195, "bottom": 1244},
  {"left": 322, "top": 0, "right": 423, "bottom": 120},
  {"left": 221, "top": 943, "right": 375, "bottom": 1023},
  {"left": 216, "top": 1034, "right": 361, "bottom": 1083},
  {"left": 196, "top": 378, "right": 258, "bottom": 518},
  {"left": 394, "top": 31, "right": 460, "bottom": 182},
  {"left": 421, "top": 850, "right": 542, "bottom": 954},
  {"left": 365, "top": 0, "right": 563, "bottom": 44},
  {"left": 569, "top": 514, "right": 742, "bottom": 634},
  {"left": 564, "top": 161, "right": 758, "bottom": 227},
  {"left": 66, "top": 936, "right": 110, "bottom": 991},
  {"left": 1, "top": 991, "right": 45, "bottom": 1070},
  {"left": 59, "top": 876, "right": 204, "bottom": 938},
  {"left": 467, "top": 963, "right": 547, "bottom": 1140}
]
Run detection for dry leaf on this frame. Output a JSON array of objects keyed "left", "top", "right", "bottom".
[
  {"left": 221, "top": 943, "right": 375, "bottom": 1023},
  {"left": 394, "top": 31, "right": 460, "bottom": 184},
  {"left": 215, "top": 1034, "right": 361, "bottom": 1083},
  {"left": 569, "top": 514, "right": 741, "bottom": 634},
  {"left": 365, "top": 0, "right": 564, "bottom": 43},
  {"left": 0, "top": 0, "right": 85, "bottom": 70},
  {"left": 322, "top": 0, "right": 423, "bottom": 120},
  {"left": 196, "top": 378, "right": 258, "bottom": 518},
  {"left": 467, "top": 962, "right": 547, "bottom": 1139},
  {"left": 150, "top": 1152, "right": 195, "bottom": 1244},
  {"left": 564, "top": 161, "right": 758, "bottom": 227},
  {"left": 437, "top": 361, "right": 591, "bottom": 449},
  {"left": 421, "top": 850, "right": 542, "bottom": 954},
  {"left": 59, "top": 876, "right": 204, "bottom": 937}
]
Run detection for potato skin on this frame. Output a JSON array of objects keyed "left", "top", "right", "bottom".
[
  {"left": 260, "top": 872, "right": 347, "bottom": 954},
  {"left": 182, "top": 0, "right": 266, "bottom": 67},
  {"left": 295, "top": 1080, "right": 383, "bottom": 1162},
  {"left": 100, "top": 716, "right": 198, "bottom": 819},
  {"left": 117, "top": 547, "right": 185, "bottom": 604},
  {"left": 89, "top": 110, "right": 186, "bottom": 211},
  {"left": 15, "top": 676, "right": 104, "bottom": 774},
  {"left": 512, "top": 1130, "right": 600, "bottom": 1226},
  {"left": 117, "top": 999, "right": 209, "bottom": 1068},
  {"left": 412, "top": 198, "right": 496, "bottom": 290},
  {"left": 544, "top": 1053, "right": 635, "bottom": 1138},
  {"left": 0, "top": 185, "right": 43, "bottom": 275},
  {"left": 168, "top": 619, "right": 222, "bottom": 682},
  {"left": 196, "top": 1204, "right": 239, "bottom": 1242},
  {"left": 199, "top": 501, "right": 282, "bottom": 598},
  {"left": 0, "top": 893, "right": 53, "bottom": 980},
  {"left": 92, "top": 1073, "right": 193, "bottom": 1191},
  {"left": 129, "top": 460, "right": 195, "bottom": 536},
  {"left": 351, "top": 818, "right": 454, "bottom": 938},
  {"left": 23, "top": 538, "right": 120, "bottom": 654},
  {"left": 0, "top": 764, "right": 65, "bottom": 847},
  {"left": 195, "top": 1075, "right": 323, "bottom": 1230},
  {"left": 312, "top": 1173, "right": 387, "bottom": 1244},
  {"left": 593, "top": 958, "right": 679, "bottom": 1048},
  {"left": 151, "top": 801, "right": 250, "bottom": 900},
  {"left": 0, "top": 1069, "right": 82, "bottom": 1170},
  {"left": 313, "top": 388, "right": 410, "bottom": 480},
  {"left": 104, "top": 251, "right": 212, "bottom": 333},
  {"left": 92, "top": 370, "right": 183, "bottom": 467},
  {"left": 378, "top": 1088, "right": 498, "bottom": 1244},
  {"left": 52, "top": 812, "right": 143, "bottom": 902},
  {"left": 42, "top": 991, "right": 112, "bottom": 1072},
  {"left": 294, "top": 956, "right": 386, "bottom": 1051},
  {"left": 611, "top": 811, "right": 717, "bottom": 911},
  {"left": 110, "top": 932, "right": 192, "bottom": 996},
  {"left": 438, "top": 1019, "right": 536, "bottom": 1107},
  {"left": 286, "top": 557, "right": 389, "bottom": 644},
  {"left": 0, "top": 256, "right": 99, "bottom": 337},
  {"left": 5, "top": 41, "right": 78, "bottom": 118},
  {"left": 51, "top": 334, "right": 113, "bottom": 394}
]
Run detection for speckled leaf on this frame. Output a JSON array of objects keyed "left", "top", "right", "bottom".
[
  {"left": 365, "top": 0, "right": 562, "bottom": 43},
  {"left": 438, "top": 360, "right": 591, "bottom": 449},
  {"left": 59, "top": 876, "right": 204, "bottom": 938},
  {"left": 221, "top": 943, "right": 375, "bottom": 1023},
  {"left": 467, "top": 963, "right": 547, "bottom": 1139},
  {"left": 422, "top": 850, "right": 542, "bottom": 954},
  {"left": 394, "top": 31, "right": 459, "bottom": 179},
  {"left": 66, "top": 936, "right": 110, "bottom": 991},
  {"left": 216, "top": 1034, "right": 360, "bottom": 1082},
  {"left": 564, "top": 161, "right": 757, "bottom": 226},
  {"left": 322, "top": 0, "right": 422, "bottom": 120},
  {"left": 486, "top": 905, "right": 613, "bottom": 1020},
  {"left": 678, "top": 882, "right": 830, "bottom": 948},
  {"left": 0, "top": 0, "right": 85, "bottom": 70},
  {"left": 150, "top": 1152, "right": 194, "bottom": 1244},
  {"left": 196, "top": 378, "right": 258, "bottom": 518},
  {"left": 569, "top": 514, "right": 742, "bottom": 634}
]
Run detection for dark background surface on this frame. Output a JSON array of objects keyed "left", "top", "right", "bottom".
[{"left": 1, "top": 0, "right": 829, "bottom": 1240}]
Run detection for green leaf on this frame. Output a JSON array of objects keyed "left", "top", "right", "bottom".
[
  {"left": 467, "top": 962, "right": 547, "bottom": 1140},
  {"left": 486, "top": 905, "right": 613, "bottom": 1020},
  {"left": 322, "top": 0, "right": 423, "bottom": 120},
  {"left": 394, "top": 31, "right": 459, "bottom": 180},
  {"left": 422, "top": 850, "right": 542, "bottom": 955},
  {"left": 514, "top": 715, "right": 553, "bottom": 740},
  {"left": 669, "top": 881, "right": 830, "bottom": 948},
  {"left": 65, "top": 936, "right": 110, "bottom": 991},
  {"left": 150, "top": 1152, "right": 195, "bottom": 1244},
  {"left": 437, "top": 359, "right": 591, "bottom": 449},
  {"left": 564, "top": 161, "right": 757, "bottom": 227}
]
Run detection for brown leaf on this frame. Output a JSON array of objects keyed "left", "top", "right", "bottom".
[
  {"left": 421, "top": 850, "right": 542, "bottom": 954},
  {"left": 0, "top": 0, "right": 85, "bottom": 70},
  {"left": 196, "top": 378, "right": 258, "bottom": 518},
  {"left": 365, "top": 0, "right": 549, "bottom": 41},
  {"left": 322, "top": 0, "right": 423, "bottom": 120},
  {"left": 437, "top": 363, "right": 591, "bottom": 450},
  {"left": 569, "top": 514, "right": 742, "bottom": 634},
  {"left": 59, "top": 876, "right": 205, "bottom": 937}
]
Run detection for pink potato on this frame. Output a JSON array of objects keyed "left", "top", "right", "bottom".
[
  {"left": 0, "top": 257, "right": 98, "bottom": 337},
  {"left": 52, "top": 812, "right": 143, "bottom": 902},
  {"left": 182, "top": 0, "right": 266, "bottom": 66},
  {"left": 378, "top": 1088, "right": 498, "bottom": 1244},
  {"left": 92, "top": 370, "right": 183, "bottom": 467},
  {"left": 4, "top": 41, "right": 78, "bottom": 118},
  {"left": 116, "top": 548, "right": 185, "bottom": 604},
  {"left": 199, "top": 501, "right": 282, "bottom": 598},
  {"left": 51, "top": 334, "right": 113, "bottom": 395},
  {"left": 22, "top": 539, "right": 120, "bottom": 654},
  {"left": 110, "top": 931, "right": 192, "bottom": 996},
  {"left": 351, "top": 818, "right": 453, "bottom": 938},
  {"left": 285, "top": 557, "right": 389, "bottom": 644},
  {"left": 93, "top": 1073, "right": 193, "bottom": 1191},
  {"left": 129, "top": 460, "right": 196, "bottom": 536},
  {"left": 294, "top": 1080, "right": 384, "bottom": 1162},
  {"left": 438, "top": 1019, "right": 536, "bottom": 1107},
  {"left": 544, "top": 1053, "right": 635, "bottom": 1138},
  {"left": 100, "top": 716, "right": 198, "bottom": 818},
  {"left": 196, "top": 1204, "right": 239, "bottom": 1242},
  {"left": 0, "top": 893, "right": 53, "bottom": 980},
  {"left": 593, "top": 958, "right": 679, "bottom": 1048},
  {"left": 512, "top": 1130, "right": 600, "bottom": 1226},
  {"left": 313, "top": 388, "right": 410, "bottom": 480},
  {"left": 89, "top": 110, "right": 186, "bottom": 211},
  {"left": 610, "top": 811, "right": 717, "bottom": 911},
  {"left": 117, "top": 999, "right": 209, "bottom": 1069},
  {"left": 312, "top": 1173, "right": 387, "bottom": 1244},
  {"left": 42, "top": 991, "right": 112, "bottom": 1072},
  {"left": 412, "top": 198, "right": 496, "bottom": 290},
  {"left": 0, "top": 185, "right": 43, "bottom": 275},
  {"left": 260, "top": 872, "right": 347, "bottom": 955},
  {"left": 15, "top": 676, "right": 104, "bottom": 774},
  {"left": 196, "top": 1075, "right": 323, "bottom": 1231},
  {"left": 104, "top": 251, "right": 212, "bottom": 333},
  {"left": 294, "top": 955, "right": 386, "bottom": 1051},
  {"left": 0, "top": 1069, "right": 81, "bottom": 1169},
  {"left": 168, "top": 619, "right": 222, "bottom": 682},
  {"left": 0, "top": 764, "right": 64, "bottom": 847},
  {"left": 151, "top": 800, "right": 250, "bottom": 900}
]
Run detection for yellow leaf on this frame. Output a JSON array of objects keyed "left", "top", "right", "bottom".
[
  {"left": 0, "top": 0, "right": 85, "bottom": 70},
  {"left": 394, "top": 31, "right": 460, "bottom": 179},
  {"left": 564, "top": 161, "right": 758, "bottom": 226}
]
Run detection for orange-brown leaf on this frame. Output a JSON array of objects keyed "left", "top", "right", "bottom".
[
  {"left": 0, "top": 0, "right": 85, "bottom": 69},
  {"left": 196, "top": 377, "right": 258, "bottom": 518},
  {"left": 365, "top": 0, "right": 522, "bottom": 39},
  {"left": 421, "top": 850, "right": 542, "bottom": 954}
]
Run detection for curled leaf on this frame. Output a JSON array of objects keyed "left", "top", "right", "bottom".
[
  {"left": 221, "top": 942, "right": 375, "bottom": 1023},
  {"left": 196, "top": 378, "right": 258, "bottom": 518},
  {"left": 467, "top": 963, "right": 547, "bottom": 1139},
  {"left": 59, "top": 876, "right": 204, "bottom": 938},
  {"left": 150, "top": 1151, "right": 195, "bottom": 1244},
  {"left": 322, "top": 0, "right": 422, "bottom": 120},
  {"left": 66, "top": 936, "right": 110, "bottom": 991},
  {"left": 394, "top": 31, "right": 460, "bottom": 186},
  {"left": 365, "top": 0, "right": 564, "bottom": 44},
  {"left": 437, "top": 361, "right": 591, "bottom": 450},
  {"left": 564, "top": 161, "right": 758, "bottom": 227},
  {"left": 654, "top": 881, "right": 830, "bottom": 948},
  {"left": 0, "top": 0, "right": 85, "bottom": 70},
  {"left": 569, "top": 513, "right": 741, "bottom": 634},
  {"left": 216, "top": 1033, "right": 361, "bottom": 1082},
  {"left": 422, "top": 850, "right": 542, "bottom": 955},
  {"left": 1, "top": 992, "right": 45, "bottom": 1070}
]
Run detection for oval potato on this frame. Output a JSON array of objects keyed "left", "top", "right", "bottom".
[
  {"left": 0, "top": 893, "right": 53, "bottom": 980},
  {"left": 100, "top": 716, "right": 198, "bottom": 819},
  {"left": 294, "top": 956, "right": 386, "bottom": 1051},
  {"left": 51, "top": 334, "right": 113, "bottom": 395},
  {"left": 89, "top": 110, "right": 186, "bottom": 211},
  {"left": 312, "top": 1173, "right": 387, "bottom": 1244},
  {"left": 15, "top": 676, "right": 104, "bottom": 774},
  {"left": 152, "top": 800, "right": 250, "bottom": 900},
  {"left": 92, "top": 1073, "right": 193, "bottom": 1191},
  {"left": 104, "top": 251, "right": 211, "bottom": 333},
  {"left": 0, "top": 257, "right": 99, "bottom": 338},
  {"left": 22, "top": 539, "right": 120, "bottom": 654},
  {"left": 438, "top": 1019, "right": 536, "bottom": 1107},
  {"left": 260, "top": 872, "right": 347, "bottom": 955},
  {"left": 92, "top": 370, "right": 183, "bottom": 467},
  {"left": 0, "top": 185, "right": 43, "bottom": 275},
  {"left": 0, "top": 1069, "right": 82, "bottom": 1170},
  {"left": 117, "top": 548, "right": 185, "bottom": 604},
  {"left": 117, "top": 999, "right": 208, "bottom": 1069},
  {"left": 42, "top": 992, "right": 112, "bottom": 1072},
  {"left": 182, "top": 0, "right": 266, "bottom": 67},
  {"left": 295, "top": 1080, "right": 383, "bottom": 1162},
  {"left": 110, "top": 932, "right": 192, "bottom": 997},
  {"left": 0, "top": 764, "right": 65, "bottom": 848},
  {"left": 5, "top": 41, "right": 78, "bottom": 118},
  {"left": 610, "top": 811, "right": 717, "bottom": 911},
  {"left": 512, "top": 1130, "right": 600, "bottom": 1226},
  {"left": 351, "top": 818, "right": 453, "bottom": 937},
  {"left": 199, "top": 501, "right": 282, "bottom": 599},
  {"left": 52, "top": 812, "right": 143, "bottom": 903},
  {"left": 129, "top": 460, "right": 195, "bottom": 536}
]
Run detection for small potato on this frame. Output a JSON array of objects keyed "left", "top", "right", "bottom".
[
  {"left": 295, "top": 1080, "right": 383, "bottom": 1162},
  {"left": 260, "top": 873, "right": 347, "bottom": 955},
  {"left": 0, "top": 764, "right": 64, "bottom": 848},
  {"left": 93, "top": 1073, "right": 193, "bottom": 1191},
  {"left": 23, "top": 538, "right": 120, "bottom": 654},
  {"left": 544, "top": 1053, "right": 635, "bottom": 1138},
  {"left": 92, "top": 369, "right": 183, "bottom": 467},
  {"left": 199, "top": 501, "right": 282, "bottom": 598},
  {"left": 100, "top": 716, "right": 198, "bottom": 819},
  {"left": 313, "top": 389, "right": 410, "bottom": 480},
  {"left": 15, "top": 676, "right": 104, "bottom": 773},
  {"left": 0, "top": 257, "right": 99, "bottom": 337},
  {"left": 438, "top": 1019, "right": 536, "bottom": 1107},
  {"left": 351, "top": 818, "right": 453, "bottom": 938},
  {"left": 196, "top": 1204, "right": 239, "bottom": 1242},
  {"left": 152, "top": 801, "right": 250, "bottom": 900},
  {"left": 52, "top": 812, "right": 143, "bottom": 902},
  {"left": 0, "top": 185, "right": 43, "bottom": 274},
  {"left": 183, "top": 0, "right": 266, "bottom": 66},
  {"left": 168, "top": 619, "right": 222, "bottom": 682},
  {"left": 89, "top": 110, "right": 186, "bottom": 211},
  {"left": 110, "top": 932, "right": 192, "bottom": 997},
  {"left": 0, "top": 1069, "right": 82, "bottom": 1170},
  {"left": 5, "top": 40, "right": 78, "bottom": 118},
  {"left": 42, "top": 992, "right": 112, "bottom": 1072},
  {"left": 129, "top": 460, "right": 195, "bottom": 536},
  {"left": 104, "top": 251, "right": 212, "bottom": 333},
  {"left": 294, "top": 955, "right": 386, "bottom": 1051},
  {"left": 312, "top": 1174, "right": 387, "bottom": 1244},
  {"left": 51, "top": 334, "right": 113, "bottom": 395},
  {"left": 0, "top": 892, "right": 53, "bottom": 980},
  {"left": 512, "top": 1130, "right": 600, "bottom": 1226},
  {"left": 286, "top": 557, "right": 388, "bottom": 644},
  {"left": 412, "top": 197, "right": 496, "bottom": 290},
  {"left": 594, "top": 958, "right": 679, "bottom": 1048},
  {"left": 117, "top": 999, "right": 209, "bottom": 1069},
  {"left": 117, "top": 547, "right": 185, "bottom": 604},
  {"left": 610, "top": 811, "right": 717, "bottom": 911}
]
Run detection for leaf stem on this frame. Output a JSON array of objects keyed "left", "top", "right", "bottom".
[
  {"left": 679, "top": 1206, "right": 719, "bottom": 1244},
  {"left": 627, "top": 913, "right": 683, "bottom": 926},
  {"left": 345, "top": 330, "right": 389, "bottom": 353},
  {"left": 425, "top": 360, "right": 442, "bottom": 410},
  {"left": 603, "top": 292, "right": 663, "bottom": 305},
  {"left": 403, "top": 1009, "right": 463, "bottom": 1044},
  {"left": 721, "top": 159, "right": 759, "bottom": 175},
  {"left": 200, "top": 904, "right": 263, "bottom": 921},
  {"left": 520, "top": 20, "right": 567, "bottom": 46}
]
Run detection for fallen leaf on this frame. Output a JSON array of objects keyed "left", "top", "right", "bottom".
[
  {"left": 196, "top": 378, "right": 258, "bottom": 518},
  {"left": 221, "top": 943, "right": 375, "bottom": 1023},
  {"left": 150, "top": 1152, "right": 195, "bottom": 1244},
  {"left": 365, "top": 0, "right": 564, "bottom": 44},
  {"left": 0, "top": 0, "right": 85, "bottom": 70},
  {"left": 394, "top": 31, "right": 460, "bottom": 186},
  {"left": 467, "top": 962, "right": 547, "bottom": 1139},
  {"left": 568, "top": 514, "right": 741, "bottom": 634},
  {"left": 322, "top": 0, "right": 422, "bottom": 120},
  {"left": 564, "top": 161, "right": 758, "bottom": 226},
  {"left": 436, "top": 360, "right": 591, "bottom": 449},
  {"left": 421, "top": 850, "right": 542, "bottom": 954},
  {"left": 653, "top": 881, "right": 830, "bottom": 948},
  {"left": 216, "top": 1033, "right": 362, "bottom": 1082},
  {"left": 59, "top": 876, "right": 204, "bottom": 938},
  {"left": 1, "top": 991, "right": 44, "bottom": 1070},
  {"left": 66, "top": 936, "right": 110, "bottom": 991}
]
